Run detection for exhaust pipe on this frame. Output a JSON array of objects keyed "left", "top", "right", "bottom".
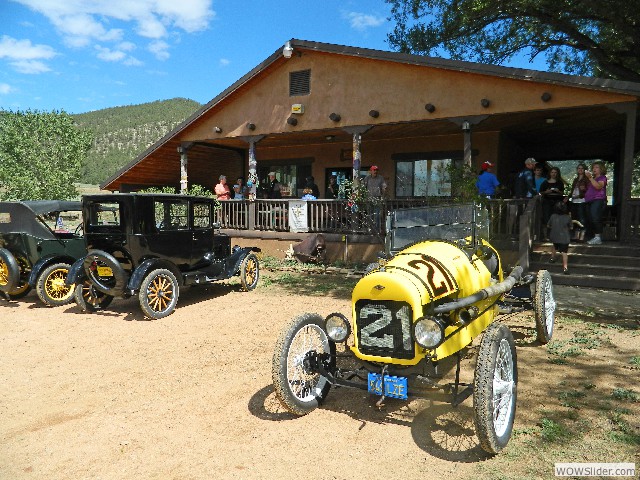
[{"left": 433, "top": 266, "right": 524, "bottom": 314}]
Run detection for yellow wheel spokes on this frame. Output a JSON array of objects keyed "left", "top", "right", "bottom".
[
  {"left": 45, "top": 268, "right": 73, "bottom": 300},
  {"left": 245, "top": 258, "right": 256, "bottom": 285},
  {"left": 146, "top": 275, "right": 174, "bottom": 312},
  {"left": 0, "top": 260, "right": 9, "bottom": 286}
]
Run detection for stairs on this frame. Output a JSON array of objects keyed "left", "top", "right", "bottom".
[{"left": 529, "top": 242, "right": 640, "bottom": 291}]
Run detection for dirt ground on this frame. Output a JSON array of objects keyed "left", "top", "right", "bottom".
[{"left": 1, "top": 271, "right": 638, "bottom": 480}]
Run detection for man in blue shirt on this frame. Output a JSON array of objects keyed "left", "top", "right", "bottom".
[
  {"left": 514, "top": 157, "right": 538, "bottom": 198},
  {"left": 476, "top": 161, "right": 500, "bottom": 198}
]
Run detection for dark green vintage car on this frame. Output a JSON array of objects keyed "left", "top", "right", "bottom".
[{"left": 0, "top": 200, "right": 92, "bottom": 306}]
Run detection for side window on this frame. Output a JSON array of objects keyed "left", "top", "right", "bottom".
[
  {"left": 155, "top": 200, "right": 189, "bottom": 230},
  {"left": 88, "top": 202, "right": 121, "bottom": 226},
  {"left": 193, "top": 202, "right": 211, "bottom": 229}
]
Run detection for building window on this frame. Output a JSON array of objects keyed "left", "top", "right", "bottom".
[
  {"left": 395, "top": 158, "right": 453, "bottom": 197},
  {"left": 289, "top": 69, "right": 311, "bottom": 96}
]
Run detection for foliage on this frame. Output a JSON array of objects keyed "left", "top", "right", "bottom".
[
  {"left": 386, "top": 0, "right": 640, "bottom": 82},
  {"left": 138, "top": 184, "right": 220, "bottom": 208},
  {"left": 73, "top": 98, "right": 201, "bottom": 185},
  {"left": 444, "top": 161, "right": 483, "bottom": 203},
  {"left": 0, "top": 109, "right": 92, "bottom": 200}
]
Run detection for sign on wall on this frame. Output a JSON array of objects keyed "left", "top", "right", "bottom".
[{"left": 289, "top": 200, "right": 308, "bottom": 232}]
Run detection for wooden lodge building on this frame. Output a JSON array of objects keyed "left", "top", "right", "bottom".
[{"left": 101, "top": 39, "right": 640, "bottom": 263}]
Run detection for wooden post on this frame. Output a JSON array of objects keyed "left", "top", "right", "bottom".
[
  {"left": 352, "top": 132, "right": 361, "bottom": 185},
  {"left": 179, "top": 146, "right": 188, "bottom": 194}
]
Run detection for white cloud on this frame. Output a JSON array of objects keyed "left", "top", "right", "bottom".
[
  {"left": 10, "top": 59, "right": 52, "bottom": 74},
  {"left": 219, "top": 58, "right": 229, "bottom": 67},
  {"left": 0, "top": 83, "right": 13, "bottom": 94},
  {"left": 95, "top": 45, "right": 126, "bottom": 62},
  {"left": 0, "top": 35, "right": 56, "bottom": 61},
  {"left": 124, "top": 56, "right": 143, "bottom": 66},
  {"left": 343, "top": 11, "right": 385, "bottom": 31},
  {"left": 13, "top": 0, "right": 215, "bottom": 63},
  {"left": 148, "top": 40, "right": 170, "bottom": 60}
]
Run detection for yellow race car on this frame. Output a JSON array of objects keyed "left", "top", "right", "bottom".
[{"left": 272, "top": 203, "right": 555, "bottom": 454}]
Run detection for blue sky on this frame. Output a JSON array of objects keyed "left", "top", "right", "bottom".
[{"left": 1, "top": 0, "right": 549, "bottom": 114}]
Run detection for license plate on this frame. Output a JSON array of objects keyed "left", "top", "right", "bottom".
[
  {"left": 96, "top": 266, "right": 113, "bottom": 277},
  {"left": 367, "top": 373, "right": 408, "bottom": 400}
]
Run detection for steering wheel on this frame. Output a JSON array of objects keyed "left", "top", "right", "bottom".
[{"left": 74, "top": 223, "right": 84, "bottom": 236}]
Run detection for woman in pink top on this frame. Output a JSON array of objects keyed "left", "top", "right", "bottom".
[
  {"left": 214, "top": 175, "right": 231, "bottom": 200},
  {"left": 584, "top": 161, "right": 607, "bottom": 245}
]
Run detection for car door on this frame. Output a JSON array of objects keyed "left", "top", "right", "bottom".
[
  {"left": 191, "top": 200, "right": 214, "bottom": 267},
  {"left": 144, "top": 198, "right": 192, "bottom": 271}
]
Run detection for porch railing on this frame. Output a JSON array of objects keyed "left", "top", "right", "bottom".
[{"left": 216, "top": 198, "right": 535, "bottom": 240}]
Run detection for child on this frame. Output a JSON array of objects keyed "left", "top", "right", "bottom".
[{"left": 547, "top": 201, "right": 572, "bottom": 274}]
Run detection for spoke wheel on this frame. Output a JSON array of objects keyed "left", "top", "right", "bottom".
[
  {"left": 74, "top": 281, "right": 113, "bottom": 312},
  {"left": 240, "top": 253, "right": 259, "bottom": 291},
  {"left": 7, "top": 255, "right": 32, "bottom": 300},
  {"left": 139, "top": 269, "right": 179, "bottom": 319},
  {"left": 534, "top": 270, "right": 555, "bottom": 344},
  {"left": 0, "top": 248, "right": 20, "bottom": 293},
  {"left": 36, "top": 263, "right": 75, "bottom": 306},
  {"left": 473, "top": 322, "right": 517, "bottom": 454},
  {"left": 272, "top": 313, "right": 335, "bottom": 415}
]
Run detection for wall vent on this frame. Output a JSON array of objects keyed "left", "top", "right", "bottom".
[{"left": 289, "top": 69, "right": 311, "bottom": 96}]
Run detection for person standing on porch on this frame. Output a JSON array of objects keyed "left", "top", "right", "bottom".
[
  {"left": 584, "top": 161, "right": 608, "bottom": 245},
  {"left": 214, "top": 175, "right": 231, "bottom": 200},
  {"left": 476, "top": 161, "right": 500, "bottom": 198},
  {"left": 363, "top": 165, "right": 387, "bottom": 233},
  {"left": 514, "top": 157, "right": 538, "bottom": 198},
  {"left": 266, "top": 172, "right": 282, "bottom": 199}
]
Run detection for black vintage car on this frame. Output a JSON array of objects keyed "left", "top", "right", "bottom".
[
  {"left": 0, "top": 200, "right": 87, "bottom": 306},
  {"left": 66, "top": 193, "right": 260, "bottom": 319}
]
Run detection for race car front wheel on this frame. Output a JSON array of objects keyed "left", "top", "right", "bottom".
[
  {"left": 473, "top": 322, "right": 517, "bottom": 455},
  {"left": 74, "top": 281, "right": 113, "bottom": 312},
  {"left": 272, "top": 313, "right": 335, "bottom": 416},
  {"left": 240, "top": 253, "right": 259, "bottom": 291},
  {"left": 36, "top": 262, "right": 75, "bottom": 307},
  {"left": 534, "top": 270, "right": 555, "bottom": 344},
  {"left": 139, "top": 268, "right": 179, "bottom": 319}
]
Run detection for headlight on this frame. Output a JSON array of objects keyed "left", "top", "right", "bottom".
[
  {"left": 413, "top": 317, "right": 446, "bottom": 349},
  {"left": 324, "top": 313, "right": 351, "bottom": 343}
]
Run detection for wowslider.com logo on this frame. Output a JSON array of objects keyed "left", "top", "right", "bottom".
[{"left": 555, "top": 463, "right": 636, "bottom": 477}]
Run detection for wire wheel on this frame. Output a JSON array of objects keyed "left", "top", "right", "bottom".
[
  {"left": 473, "top": 322, "right": 517, "bottom": 454},
  {"left": 7, "top": 255, "right": 32, "bottom": 300},
  {"left": 36, "top": 263, "right": 74, "bottom": 306},
  {"left": 139, "top": 269, "right": 179, "bottom": 319},
  {"left": 534, "top": 270, "right": 555, "bottom": 344},
  {"left": 272, "top": 313, "right": 335, "bottom": 415}
]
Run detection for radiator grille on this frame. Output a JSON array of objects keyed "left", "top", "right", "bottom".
[{"left": 355, "top": 300, "right": 414, "bottom": 359}]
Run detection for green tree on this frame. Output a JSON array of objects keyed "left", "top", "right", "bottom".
[
  {"left": 386, "top": 0, "right": 640, "bottom": 82},
  {"left": 0, "top": 110, "right": 92, "bottom": 200}
]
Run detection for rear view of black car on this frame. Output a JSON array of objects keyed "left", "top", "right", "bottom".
[{"left": 66, "top": 193, "right": 260, "bottom": 319}]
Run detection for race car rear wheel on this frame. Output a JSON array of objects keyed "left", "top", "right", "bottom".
[
  {"left": 74, "top": 281, "right": 113, "bottom": 312},
  {"left": 473, "top": 322, "right": 517, "bottom": 455},
  {"left": 240, "top": 253, "right": 259, "bottom": 291},
  {"left": 272, "top": 313, "right": 335, "bottom": 415},
  {"left": 36, "top": 262, "right": 75, "bottom": 306},
  {"left": 139, "top": 268, "right": 179, "bottom": 319},
  {"left": 534, "top": 270, "right": 555, "bottom": 344},
  {"left": 0, "top": 248, "right": 20, "bottom": 293}
]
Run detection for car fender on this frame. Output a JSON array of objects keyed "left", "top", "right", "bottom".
[
  {"left": 65, "top": 258, "right": 87, "bottom": 286},
  {"left": 226, "top": 246, "right": 261, "bottom": 276},
  {"left": 28, "top": 254, "right": 76, "bottom": 288},
  {"left": 127, "top": 258, "right": 183, "bottom": 291}
]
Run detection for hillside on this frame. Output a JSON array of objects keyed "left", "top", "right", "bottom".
[{"left": 74, "top": 98, "right": 201, "bottom": 185}]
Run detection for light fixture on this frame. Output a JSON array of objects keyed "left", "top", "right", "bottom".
[
  {"left": 461, "top": 120, "right": 470, "bottom": 131},
  {"left": 369, "top": 110, "right": 379, "bottom": 118},
  {"left": 177, "top": 146, "right": 184, "bottom": 154},
  {"left": 481, "top": 98, "right": 490, "bottom": 108},
  {"left": 286, "top": 116, "right": 298, "bottom": 126},
  {"left": 325, "top": 135, "right": 335, "bottom": 141},
  {"left": 545, "top": 118, "right": 555, "bottom": 125},
  {"left": 329, "top": 113, "right": 341, "bottom": 122},
  {"left": 283, "top": 41, "right": 293, "bottom": 58},
  {"left": 214, "top": 126, "right": 222, "bottom": 133},
  {"left": 246, "top": 123, "right": 256, "bottom": 130},
  {"left": 324, "top": 313, "right": 351, "bottom": 343},
  {"left": 425, "top": 103, "right": 436, "bottom": 113},
  {"left": 541, "top": 92, "right": 552, "bottom": 102}
]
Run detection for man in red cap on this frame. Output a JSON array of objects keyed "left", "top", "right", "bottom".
[{"left": 476, "top": 161, "right": 500, "bottom": 198}]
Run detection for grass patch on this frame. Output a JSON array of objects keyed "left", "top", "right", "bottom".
[
  {"left": 539, "top": 418, "right": 570, "bottom": 442},
  {"left": 611, "top": 388, "right": 639, "bottom": 403},
  {"left": 558, "top": 390, "right": 587, "bottom": 409},
  {"left": 630, "top": 356, "right": 640, "bottom": 367}
]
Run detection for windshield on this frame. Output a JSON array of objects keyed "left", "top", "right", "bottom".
[{"left": 385, "top": 203, "right": 489, "bottom": 253}]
